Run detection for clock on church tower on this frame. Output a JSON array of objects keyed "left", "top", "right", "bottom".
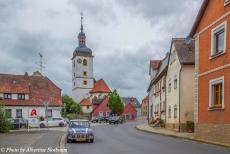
[{"left": 72, "top": 13, "right": 94, "bottom": 103}]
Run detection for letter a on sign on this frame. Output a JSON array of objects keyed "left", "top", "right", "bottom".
[{"left": 30, "top": 109, "right": 37, "bottom": 117}]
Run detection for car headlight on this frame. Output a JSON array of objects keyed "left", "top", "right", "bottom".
[{"left": 87, "top": 129, "right": 93, "bottom": 135}]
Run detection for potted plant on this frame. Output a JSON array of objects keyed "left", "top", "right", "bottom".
[
  {"left": 186, "top": 121, "right": 194, "bottom": 133},
  {"left": 159, "top": 120, "right": 165, "bottom": 128}
]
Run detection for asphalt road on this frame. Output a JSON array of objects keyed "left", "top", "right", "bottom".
[
  {"left": 0, "top": 130, "right": 65, "bottom": 154},
  {"left": 66, "top": 122, "right": 230, "bottom": 154}
]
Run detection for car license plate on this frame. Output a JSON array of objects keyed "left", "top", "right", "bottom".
[{"left": 76, "top": 135, "right": 85, "bottom": 141}]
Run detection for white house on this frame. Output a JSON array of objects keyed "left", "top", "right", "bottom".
[
  {"left": 166, "top": 38, "right": 195, "bottom": 132},
  {"left": 0, "top": 71, "right": 62, "bottom": 122},
  {"left": 148, "top": 55, "right": 168, "bottom": 123}
]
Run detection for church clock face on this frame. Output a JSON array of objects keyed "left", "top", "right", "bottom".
[{"left": 77, "top": 58, "right": 82, "bottom": 63}]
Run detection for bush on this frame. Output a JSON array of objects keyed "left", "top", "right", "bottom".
[
  {"left": 0, "top": 104, "right": 12, "bottom": 133},
  {"left": 0, "top": 120, "right": 12, "bottom": 133}
]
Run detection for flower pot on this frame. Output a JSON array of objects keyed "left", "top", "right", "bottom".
[{"left": 188, "top": 128, "right": 194, "bottom": 133}]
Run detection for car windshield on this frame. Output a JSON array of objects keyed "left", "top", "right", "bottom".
[{"left": 69, "top": 121, "right": 89, "bottom": 128}]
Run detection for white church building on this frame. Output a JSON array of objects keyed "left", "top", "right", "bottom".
[{"left": 72, "top": 14, "right": 95, "bottom": 103}]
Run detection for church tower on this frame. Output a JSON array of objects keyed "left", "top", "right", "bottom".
[{"left": 72, "top": 13, "right": 94, "bottom": 103}]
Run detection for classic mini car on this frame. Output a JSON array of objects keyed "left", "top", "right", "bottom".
[{"left": 67, "top": 119, "right": 94, "bottom": 143}]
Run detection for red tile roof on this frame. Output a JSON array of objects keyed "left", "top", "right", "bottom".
[
  {"left": 79, "top": 98, "right": 92, "bottom": 106},
  {"left": 90, "top": 79, "right": 111, "bottom": 93},
  {"left": 0, "top": 73, "right": 62, "bottom": 107}
]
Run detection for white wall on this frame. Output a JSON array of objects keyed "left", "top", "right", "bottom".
[
  {"left": 72, "top": 88, "right": 91, "bottom": 103},
  {"left": 166, "top": 47, "right": 181, "bottom": 125},
  {"left": 89, "top": 92, "right": 108, "bottom": 102},
  {"left": 72, "top": 55, "right": 94, "bottom": 103},
  {"left": 6, "top": 106, "right": 62, "bottom": 119},
  {"left": 81, "top": 106, "right": 93, "bottom": 114}
]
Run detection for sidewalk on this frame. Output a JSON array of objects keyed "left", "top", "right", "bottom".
[
  {"left": 136, "top": 124, "right": 230, "bottom": 148},
  {"left": 135, "top": 124, "right": 194, "bottom": 139}
]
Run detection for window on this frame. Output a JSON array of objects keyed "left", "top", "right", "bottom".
[
  {"left": 5, "top": 109, "right": 12, "bottom": 118},
  {"left": 18, "top": 94, "right": 25, "bottom": 100},
  {"left": 99, "top": 111, "right": 103, "bottom": 117},
  {"left": 209, "top": 77, "right": 224, "bottom": 109},
  {"left": 168, "top": 79, "right": 171, "bottom": 93},
  {"left": 168, "top": 106, "right": 171, "bottom": 118},
  {"left": 83, "top": 71, "right": 87, "bottom": 76},
  {"left": 47, "top": 109, "right": 52, "bottom": 118},
  {"left": 4, "top": 93, "right": 11, "bottom": 99},
  {"left": 174, "top": 105, "right": 177, "bottom": 118},
  {"left": 174, "top": 75, "right": 177, "bottom": 89},
  {"left": 83, "top": 80, "right": 87, "bottom": 85},
  {"left": 16, "top": 109, "right": 22, "bottom": 118},
  {"left": 83, "top": 59, "right": 87, "bottom": 66},
  {"left": 211, "top": 21, "right": 227, "bottom": 57},
  {"left": 225, "top": 0, "right": 230, "bottom": 6},
  {"left": 87, "top": 106, "right": 90, "bottom": 109}
]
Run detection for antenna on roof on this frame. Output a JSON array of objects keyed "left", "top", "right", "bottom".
[{"left": 38, "top": 53, "right": 45, "bottom": 74}]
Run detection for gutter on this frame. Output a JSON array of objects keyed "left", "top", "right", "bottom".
[{"left": 179, "top": 67, "right": 182, "bottom": 132}]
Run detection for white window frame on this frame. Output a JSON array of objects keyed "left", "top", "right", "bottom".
[
  {"left": 224, "top": 0, "right": 230, "bottom": 6},
  {"left": 209, "top": 76, "right": 225, "bottom": 109},
  {"left": 99, "top": 111, "right": 103, "bottom": 117},
  {"left": 210, "top": 21, "right": 227, "bottom": 58}
]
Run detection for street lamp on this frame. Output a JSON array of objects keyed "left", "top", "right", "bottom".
[{"left": 43, "top": 102, "right": 49, "bottom": 130}]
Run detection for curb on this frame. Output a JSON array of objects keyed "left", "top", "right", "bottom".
[{"left": 135, "top": 125, "right": 230, "bottom": 148}]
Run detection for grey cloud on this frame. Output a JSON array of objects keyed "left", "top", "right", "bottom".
[{"left": 0, "top": 0, "right": 202, "bottom": 101}]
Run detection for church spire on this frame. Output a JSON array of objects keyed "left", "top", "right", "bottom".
[
  {"left": 80, "top": 12, "right": 83, "bottom": 32},
  {"left": 78, "top": 12, "right": 86, "bottom": 47}
]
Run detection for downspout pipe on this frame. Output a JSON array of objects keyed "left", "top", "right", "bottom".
[{"left": 179, "top": 67, "right": 182, "bottom": 132}]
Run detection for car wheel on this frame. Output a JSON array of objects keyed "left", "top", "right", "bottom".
[
  {"left": 67, "top": 139, "right": 71, "bottom": 143},
  {"left": 40, "top": 123, "right": 45, "bottom": 128},
  {"left": 59, "top": 122, "right": 64, "bottom": 127},
  {"left": 90, "top": 138, "right": 94, "bottom": 143}
]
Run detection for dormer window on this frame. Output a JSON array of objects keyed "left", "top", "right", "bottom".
[
  {"left": 4, "top": 93, "right": 11, "bottom": 99},
  {"left": 18, "top": 94, "right": 25, "bottom": 100}
]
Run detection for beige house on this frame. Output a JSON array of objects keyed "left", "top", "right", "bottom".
[
  {"left": 79, "top": 98, "right": 92, "bottom": 114},
  {"left": 166, "top": 38, "right": 195, "bottom": 132}
]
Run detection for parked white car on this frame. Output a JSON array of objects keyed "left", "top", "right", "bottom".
[{"left": 39, "top": 118, "right": 67, "bottom": 128}]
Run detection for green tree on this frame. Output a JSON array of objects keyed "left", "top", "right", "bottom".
[
  {"left": 62, "top": 95, "right": 81, "bottom": 114},
  {"left": 108, "top": 90, "right": 124, "bottom": 115},
  {"left": 0, "top": 104, "right": 12, "bottom": 133}
]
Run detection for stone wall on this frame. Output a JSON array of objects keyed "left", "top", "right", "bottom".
[{"left": 195, "top": 124, "right": 230, "bottom": 146}]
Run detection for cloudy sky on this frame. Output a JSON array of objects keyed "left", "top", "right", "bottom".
[{"left": 0, "top": 0, "right": 202, "bottom": 102}]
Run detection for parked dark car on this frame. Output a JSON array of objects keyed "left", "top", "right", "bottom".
[
  {"left": 98, "top": 116, "right": 109, "bottom": 123},
  {"left": 108, "top": 116, "right": 123, "bottom": 124},
  {"left": 91, "top": 118, "right": 98, "bottom": 123},
  {"left": 10, "top": 118, "right": 28, "bottom": 129},
  {"left": 67, "top": 119, "right": 94, "bottom": 143}
]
